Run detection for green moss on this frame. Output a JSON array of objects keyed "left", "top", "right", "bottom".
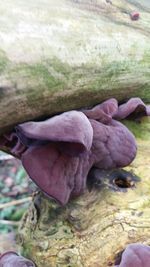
[
  {"left": 47, "top": 57, "right": 72, "bottom": 78},
  {"left": 1, "top": 56, "right": 150, "bottom": 114},
  {"left": 136, "top": 85, "right": 150, "bottom": 103},
  {"left": 123, "top": 117, "right": 150, "bottom": 140},
  {"left": 25, "top": 57, "right": 150, "bottom": 111},
  {"left": 5, "top": 60, "right": 71, "bottom": 107},
  {"left": 141, "top": 49, "right": 150, "bottom": 65},
  {"left": 0, "top": 49, "right": 9, "bottom": 74},
  {"left": 84, "top": 59, "right": 148, "bottom": 91},
  {"left": 21, "top": 243, "right": 34, "bottom": 258},
  {"left": 9, "top": 62, "right": 66, "bottom": 89}
]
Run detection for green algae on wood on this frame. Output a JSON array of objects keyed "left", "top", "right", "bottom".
[{"left": 123, "top": 117, "right": 150, "bottom": 140}]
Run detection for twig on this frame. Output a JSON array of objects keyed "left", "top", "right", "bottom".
[
  {"left": 0, "top": 197, "right": 32, "bottom": 209},
  {"left": 0, "top": 220, "right": 20, "bottom": 226}
]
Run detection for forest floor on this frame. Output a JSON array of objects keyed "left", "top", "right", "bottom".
[{"left": 0, "top": 151, "right": 36, "bottom": 252}]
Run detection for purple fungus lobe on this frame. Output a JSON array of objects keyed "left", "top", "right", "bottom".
[
  {"left": 114, "top": 243, "right": 150, "bottom": 267},
  {"left": 0, "top": 251, "right": 36, "bottom": 267},
  {"left": 0, "top": 98, "right": 149, "bottom": 205}
]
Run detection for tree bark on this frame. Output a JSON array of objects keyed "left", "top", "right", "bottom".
[
  {"left": 0, "top": 0, "right": 150, "bottom": 134},
  {"left": 18, "top": 118, "right": 150, "bottom": 267}
]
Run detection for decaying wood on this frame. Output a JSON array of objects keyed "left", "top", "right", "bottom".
[
  {"left": 0, "top": 0, "right": 150, "bottom": 266},
  {"left": 18, "top": 118, "right": 150, "bottom": 267},
  {"left": 0, "top": 0, "right": 150, "bottom": 134}
]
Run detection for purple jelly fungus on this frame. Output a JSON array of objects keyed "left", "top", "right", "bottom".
[
  {"left": 114, "top": 243, "right": 150, "bottom": 267},
  {"left": 0, "top": 98, "right": 149, "bottom": 205},
  {"left": 0, "top": 251, "right": 36, "bottom": 267}
]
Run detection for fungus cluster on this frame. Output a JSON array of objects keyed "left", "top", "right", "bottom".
[
  {"left": 0, "top": 98, "right": 149, "bottom": 205},
  {"left": 0, "top": 98, "right": 150, "bottom": 266}
]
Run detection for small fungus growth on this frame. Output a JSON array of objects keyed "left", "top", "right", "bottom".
[{"left": 130, "top": 11, "right": 140, "bottom": 21}]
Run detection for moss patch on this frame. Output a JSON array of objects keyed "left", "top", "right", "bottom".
[
  {"left": 123, "top": 117, "right": 150, "bottom": 140},
  {"left": 0, "top": 49, "right": 9, "bottom": 74},
  {"left": 0, "top": 56, "right": 150, "bottom": 127}
]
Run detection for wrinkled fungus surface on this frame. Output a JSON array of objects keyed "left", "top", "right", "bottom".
[
  {"left": 114, "top": 243, "right": 150, "bottom": 267},
  {"left": 0, "top": 98, "right": 149, "bottom": 205}
]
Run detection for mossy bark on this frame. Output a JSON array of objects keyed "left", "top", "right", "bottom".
[
  {"left": 18, "top": 118, "right": 150, "bottom": 267},
  {"left": 0, "top": 0, "right": 150, "bottom": 134}
]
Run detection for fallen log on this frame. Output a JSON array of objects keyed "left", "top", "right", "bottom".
[
  {"left": 0, "top": 1, "right": 150, "bottom": 266},
  {"left": 0, "top": 0, "right": 150, "bottom": 134}
]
